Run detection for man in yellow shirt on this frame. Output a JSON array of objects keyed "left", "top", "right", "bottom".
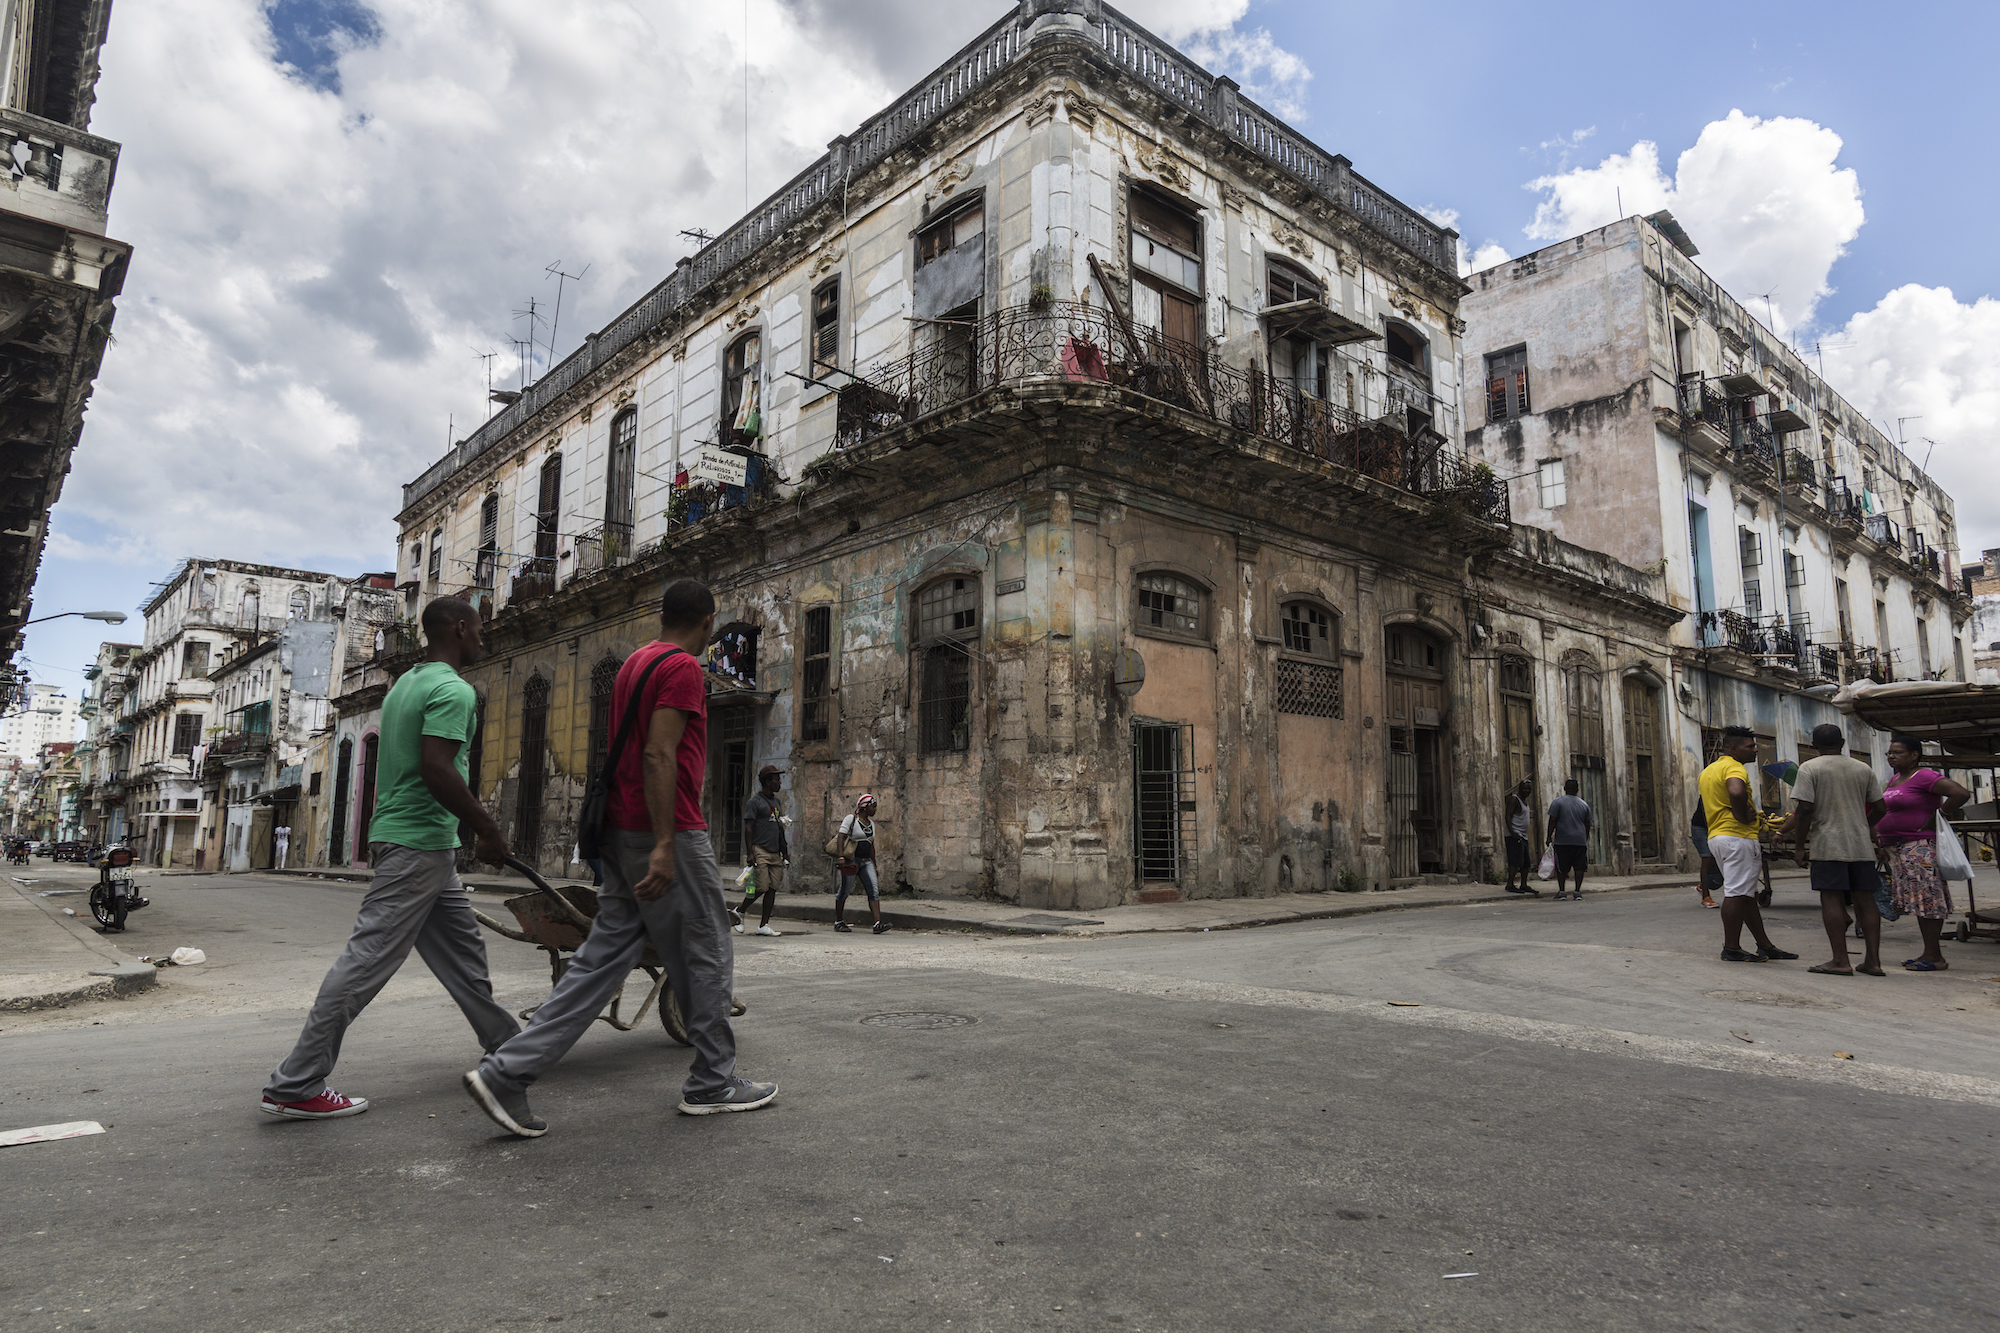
[{"left": 1699, "top": 725, "right": 1796, "bottom": 964}]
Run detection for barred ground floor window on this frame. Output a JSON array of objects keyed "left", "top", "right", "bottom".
[{"left": 919, "top": 643, "right": 972, "bottom": 753}]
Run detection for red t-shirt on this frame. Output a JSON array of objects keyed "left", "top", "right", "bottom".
[{"left": 606, "top": 642, "right": 708, "bottom": 833}]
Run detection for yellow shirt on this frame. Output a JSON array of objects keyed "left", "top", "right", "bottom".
[{"left": 1700, "top": 756, "right": 1759, "bottom": 839}]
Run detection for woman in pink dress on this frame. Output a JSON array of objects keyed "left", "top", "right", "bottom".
[{"left": 1877, "top": 735, "right": 1971, "bottom": 971}]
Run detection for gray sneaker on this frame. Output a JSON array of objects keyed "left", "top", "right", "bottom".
[
  {"left": 677, "top": 1076, "right": 778, "bottom": 1116},
  {"left": 463, "top": 1069, "right": 547, "bottom": 1138}
]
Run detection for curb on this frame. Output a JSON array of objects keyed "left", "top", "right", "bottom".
[{"left": 0, "top": 961, "right": 159, "bottom": 1013}]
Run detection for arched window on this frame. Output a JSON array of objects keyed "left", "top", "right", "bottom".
[
  {"left": 1385, "top": 320, "right": 1429, "bottom": 375},
  {"left": 722, "top": 333, "right": 762, "bottom": 445},
  {"left": 238, "top": 585, "right": 261, "bottom": 628},
  {"left": 287, "top": 589, "right": 308, "bottom": 621},
  {"left": 586, "top": 656, "right": 621, "bottom": 785},
  {"left": 1136, "top": 572, "right": 1206, "bottom": 641},
  {"left": 915, "top": 576, "right": 979, "bottom": 753},
  {"left": 1562, "top": 651, "right": 1609, "bottom": 866},
  {"left": 516, "top": 675, "right": 550, "bottom": 862},
  {"left": 1280, "top": 601, "right": 1335, "bottom": 658},
  {"left": 605, "top": 410, "right": 637, "bottom": 554},
  {"left": 1385, "top": 626, "right": 1442, "bottom": 675},
  {"left": 1277, "top": 600, "right": 1342, "bottom": 719}
]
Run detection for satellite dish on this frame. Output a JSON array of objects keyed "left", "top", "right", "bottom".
[{"left": 1113, "top": 648, "right": 1146, "bottom": 697}]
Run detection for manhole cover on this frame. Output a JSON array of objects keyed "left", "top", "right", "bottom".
[
  {"left": 859, "top": 1011, "right": 979, "bottom": 1030},
  {"left": 1704, "top": 990, "right": 1844, "bottom": 1010}
]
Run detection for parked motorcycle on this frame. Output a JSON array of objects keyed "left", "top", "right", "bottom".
[{"left": 88, "top": 847, "right": 148, "bottom": 932}]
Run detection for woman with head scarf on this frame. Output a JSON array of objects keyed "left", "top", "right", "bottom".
[
  {"left": 1878, "top": 735, "right": 1971, "bottom": 971},
  {"left": 833, "top": 794, "right": 888, "bottom": 935}
]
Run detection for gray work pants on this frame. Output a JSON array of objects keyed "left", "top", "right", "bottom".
[
  {"left": 478, "top": 829, "right": 736, "bottom": 1098},
  {"left": 265, "top": 844, "right": 519, "bottom": 1103}
]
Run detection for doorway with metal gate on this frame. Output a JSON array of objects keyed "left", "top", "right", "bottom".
[
  {"left": 1132, "top": 720, "right": 1196, "bottom": 888},
  {"left": 714, "top": 708, "right": 756, "bottom": 865},
  {"left": 1386, "top": 627, "right": 1448, "bottom": 877},
  {"left": 1622, "top": 677, "right": 1662, "bottom": 861}
]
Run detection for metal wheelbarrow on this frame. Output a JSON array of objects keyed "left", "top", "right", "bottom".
[{"left": 472, "top": 855, "right": 742, "bottom": 1046}]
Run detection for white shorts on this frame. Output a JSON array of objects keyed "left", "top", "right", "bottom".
[{"left": 1708, "top": 834, "right": 1763, "bottom": 898}]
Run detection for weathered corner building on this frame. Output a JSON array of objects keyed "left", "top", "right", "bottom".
[
  {"left": 387, "top": 1, "right": 1687, "bottom": 904},
  {"left": 0, "top": 0, "right": 130, "bottom": 680},
  {"left": 1460, "top": 214, "right": 1973, "bottom": 811}
]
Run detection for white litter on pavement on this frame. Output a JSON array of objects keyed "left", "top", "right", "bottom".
[
  {"left": 169, "top": 947, "right": 206, "bottom": 966},
  {"left": 1, "top": 1121, "right": 106, "bottom": 1148},
  {"left": 1443, "top": 1272, "right": 1479, "bottom": 1279}
]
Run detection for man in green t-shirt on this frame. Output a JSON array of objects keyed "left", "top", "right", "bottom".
[{"left": 261, "top": 598, "right": 516, "bottom": 1120}]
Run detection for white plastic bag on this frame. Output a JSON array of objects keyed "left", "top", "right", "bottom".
[
  {"left": 1935, "top": 813, "right": 1973, "bottom": 880},
  {"left": 169, "top": 947, "right": 206, "bottom": 966},
  {"left": 1535, "top": 847, "right": 1556, "bottom": 881}
]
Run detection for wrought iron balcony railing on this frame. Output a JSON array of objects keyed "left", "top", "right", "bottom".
[
  {"left": 834, "top": 302, "right": 1508, "bottom": 525},
  {"left": 669, "top": 453, "right": 778, "bottom": 529},
  {"left": 1779, "top": 448, "right": 1817, "bottom": 489},
  {"left": 1865, "top": 514, "right": 1900, "bottom": 550},
  {"left": 571, "top": 522, "right": 635, "bottom": 579},
  {"left": 1825, "top": 476, "right": 1862, "bottom": 525}
]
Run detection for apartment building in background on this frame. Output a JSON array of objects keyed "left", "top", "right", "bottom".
[
  {"left": 379, "top": 0, "right": 1694, "bottom": 900},
  {"left": 75, "top": 638, "right": 135, "bottom": 843},
  {"left": 0, "top": 680, "right": 78, "bottom": 758},
  {"left": 1460, "top": 212, "right": 1972, "bottom": 807},
  {"left": 0, "top": 0, "right": 130, "bottom": 689}
]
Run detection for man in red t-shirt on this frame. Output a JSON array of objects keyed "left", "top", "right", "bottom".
[{"left": 465, "top": 579, "right": 775, "bottom": 1135}]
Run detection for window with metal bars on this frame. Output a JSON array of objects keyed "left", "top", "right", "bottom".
[
  {"left": 516, "top": 675, "right": 549, "bottom": 860},
  {"left": 427, "top": 528, "right": 442, "bottom": 587},
  {"left": 587, "top": 656, "right": 620, "bottom": 785},
  {"left": 915, "top": 578, "right": 978, "bottom": 754},
  {"left": 801, "top": 606, "right": 832, "bottom": 744},
  {"left": 918, "top": 644, "right": 971, "bottom": 753},
  {"left": 1484, "top": 346, "right": 1530, "bottom": 420},
  {"left": 812, "top": 279, "right": 840, "bottom": 372}
]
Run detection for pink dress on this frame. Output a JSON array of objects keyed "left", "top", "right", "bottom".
[{"left": 1881, "top": 768, "right": 1951, "bottom": 919}]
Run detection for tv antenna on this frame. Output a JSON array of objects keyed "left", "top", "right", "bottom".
[
  {"left": 473, "top": 348, "right": 499, "bottom": 415},
  {"left": 543, "top": 261, "right": 589, "bottom": 361},
  {"left": 512, "top": 299, "right": 547, "bottom": 385},
  {"left": 679, "top": 228, "right": 715, "bottom": 250},
  {"left": 1896, "top": 414, "right": 1923, "bottom": 448},
  {"left": 1748, "top": 288, "right": 1778, "bottom": 334}
]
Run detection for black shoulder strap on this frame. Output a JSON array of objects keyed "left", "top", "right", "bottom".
[{"left": 603, "top": 646, "right": 682, "bottom": 778}]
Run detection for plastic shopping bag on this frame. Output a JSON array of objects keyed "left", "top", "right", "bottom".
[
  {"left": 1936, "top": 813, "right": 1974, "bottom": 880},
  {"left": 1535, "top": 846, "right": 1556, "bottom": 881}
]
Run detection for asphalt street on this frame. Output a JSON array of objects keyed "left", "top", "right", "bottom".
[{"left": 3, "top": 866, "right": 1997, "bottom": 1332}]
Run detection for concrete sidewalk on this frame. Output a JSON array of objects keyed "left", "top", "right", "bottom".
[
  {"left": 0, "top": 869, "right": 158, "bottom": 1012},
  {"left": 258, "top": 861, "right": 1803, "bottom": 937}
]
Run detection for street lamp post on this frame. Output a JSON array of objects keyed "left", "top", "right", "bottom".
[{"left": 0, "top": 610, "right": 128, "bottom": 633}]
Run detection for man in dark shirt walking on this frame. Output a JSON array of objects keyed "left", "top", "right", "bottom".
[
  {"left": 1546, "top": 779, "right": 1593, "bottom": 901},
  {"left": 734, "top": 764, "right": 788, "bottom": 937},
  {"left": 465, "top": 579, "right": 775, "bottom": 1136}
]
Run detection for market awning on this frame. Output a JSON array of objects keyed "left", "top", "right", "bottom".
[{"left": 1262, "top": 300, "right": 1379, "bottom": 347}]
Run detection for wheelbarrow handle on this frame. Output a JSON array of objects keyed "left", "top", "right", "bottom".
[{"left": 500, "top": 854, "right": 595, "bottom": 933}]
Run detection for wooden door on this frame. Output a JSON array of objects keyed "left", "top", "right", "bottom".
[{"left": 1621, "top": 679, "right": 1661, "bottom": 860}]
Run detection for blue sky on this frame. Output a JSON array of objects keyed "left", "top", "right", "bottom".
[{"left": 16, "top": 0, "right": 1996, "bottom": 714}]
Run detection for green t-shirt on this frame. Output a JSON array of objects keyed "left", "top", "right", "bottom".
[{"left": 367, "top": 661, "right": 477, "bottom": 851}]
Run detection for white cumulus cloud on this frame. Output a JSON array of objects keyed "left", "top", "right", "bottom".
[{"left": 1524, "top": 110, "right": 1863, "bottom": 334}]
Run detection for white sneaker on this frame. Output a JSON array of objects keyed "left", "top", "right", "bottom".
[
  {"left": 732, "top": 923, "right": 745, "bottom": 934},
  {"left": 754, "top": 924, "right": 780, "bottom": 937}
]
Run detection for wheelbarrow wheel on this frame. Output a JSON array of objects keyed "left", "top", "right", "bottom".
[
  {"left": 1958, "top": 920, "right": 1972, "bottom": 943},
  {"left": 1756, "top": 887, "right": 1772, "bottom": 908},
  {"left": 661, "top": 987, "right": 691, "bottom": 1046}
]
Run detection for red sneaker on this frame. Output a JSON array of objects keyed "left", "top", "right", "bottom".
[{"left": 260, "top": 1088, "right": 369, "bottom": 1119}]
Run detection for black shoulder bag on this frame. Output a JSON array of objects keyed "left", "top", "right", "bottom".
[{"left": 575, "top": 646, "right": 680, "bottom": 861}]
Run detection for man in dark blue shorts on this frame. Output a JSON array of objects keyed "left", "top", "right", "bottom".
[{"left": 1786, "top": 723, "right": 1888, "bottom": 976}]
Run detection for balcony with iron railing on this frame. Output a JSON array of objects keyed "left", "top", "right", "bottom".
[
  {"left": 570, "top": 522, "right": 636, "bottom": 581},
  {"left": 667, "top": 452, "right": 780, "bottom": 531},
  {"left": 1778, "top": 447, "right": 1818, "bottom": 492},
  {"left": 1864, "top": 514, "right": 1901, "bottom": 552},
  {"left": 831, "top": 302, "right": 1508, "bottom": 526},
  {"left": 1825, "top": 476, "right": 1863, "bottom": 529}
]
